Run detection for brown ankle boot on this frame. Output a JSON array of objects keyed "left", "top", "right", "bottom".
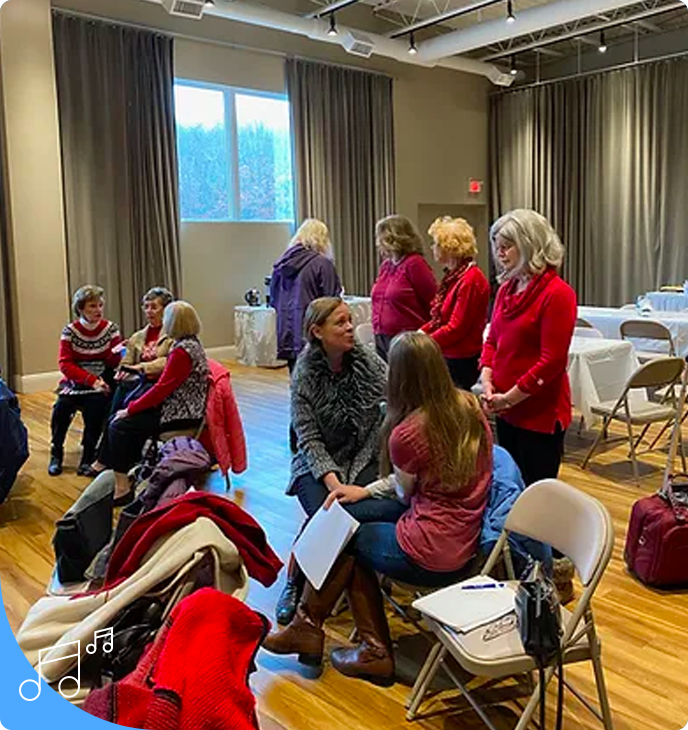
[
  {"left": 263, "top": 554, "right": 355, "bottom": 667},
  {"left": 330, "top": 564, "right": 395, "bottom": 685}
]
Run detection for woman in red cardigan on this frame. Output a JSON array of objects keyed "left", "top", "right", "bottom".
[
  {"left": 481, "top": 209, "right": 576, "bottom": 487},
  {"left": 370, "top": 215, "right": 437, "bottom": 360},
  {"left": 421, "top": 216, "right": 489, "bottom": 390}
]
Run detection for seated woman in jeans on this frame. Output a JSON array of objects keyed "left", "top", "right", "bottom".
[
  {"left": 275, "top": 297, "right": 406, "bottom": 625},
  {"left": 264, "top": 332, "right": 493, "bottom": 684}
]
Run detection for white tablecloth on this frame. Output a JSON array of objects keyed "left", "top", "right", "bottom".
[
  {"left": 578, "top": 305, "right": 688, "bottom": 358},
  {"left": 568, "top": 337, "right": 644, "bottom": 425},
  {"left": 234, "top": 297, "right": 373, "bottom": 368},
  {"left": 645, "top": 291, "right": 688, "bottom": 312}
]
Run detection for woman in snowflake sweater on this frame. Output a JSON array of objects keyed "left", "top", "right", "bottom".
[{"left": 49, "top": 285, "right": 122, "bottom": 477}]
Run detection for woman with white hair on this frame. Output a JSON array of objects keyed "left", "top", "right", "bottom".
[
  {"left": 270, "top": 218, "right": 342, "bottom": 373},
  {"left": 480, "top": 209, "right": 576, "bottom": 487}
]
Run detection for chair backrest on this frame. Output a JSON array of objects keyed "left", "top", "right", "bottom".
[
  {"left": 355, "top": 323, "right": 374, "bottom": 348},
  {"left": 620, "top": 319, "right": 675, "bottom": 355},
  {"left": 573, "top": 326, "right": 603, "bottom": 339},
  {"left": 575, "top": 317, "right": 594, "bottom": 328},
  {"left": 503, "top": 479, "right": 613, "bottom": 586},
  {"left": 626, "top": 356, "right": 684, "bottom": 390},
  {"left": 620, "top": 303, "right": 637, "bottom": 310}
]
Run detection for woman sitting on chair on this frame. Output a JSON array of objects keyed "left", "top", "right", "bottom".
[
  {"left": 275, "top": 297, "right": 407, "bottom": 626},
  {"left": 264, "top": 332, "right": 493, "bottom": 684},
  {"left": 99, "top": 300, "right": 209, "bottom": 505}
]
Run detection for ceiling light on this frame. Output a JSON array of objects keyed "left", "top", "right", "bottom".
[
  {"left": 510, "top": 55, "right": 518, "bottom": 76},
  {"left": 506, "top": 0, "right": 516, "bottom": 23},
  {"left": 598, "top": 31, "right": 607, "bottom": 53},
  {"left": 327, "top": 13, "right": 338, "bottom": 37},
  {"left": 408, "top": 32, "right": 418, "bottom": 55}
]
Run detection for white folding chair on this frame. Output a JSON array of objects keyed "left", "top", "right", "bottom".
[
  {"left": 354, "top": 322, "right": 375, "bottom": 350},
  {"left": 407, "top": 479, "right": 615, "bottom": 730},
  {"left": 574, "top": 326, "right": 604, "bottom": 339}
]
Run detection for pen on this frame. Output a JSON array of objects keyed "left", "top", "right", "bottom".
[{"left": 461, "top": 583, "right": 505, "bottom": 590}]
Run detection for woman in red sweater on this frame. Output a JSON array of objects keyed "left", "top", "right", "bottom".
[
  {"left": 481, "top": 209, "right": 576, "bottom": 487},
  {"left": 49, "top": 285, "right": 121, "bottom": 477},
  {"left": 421, "top": 216, "right": 489, "bottom": 390},
  {"left": 370, "top": 215, "right": 436, "bottom": 360},
  {"left": 263, "top": 332, "right": 492, "bottom": 683}
]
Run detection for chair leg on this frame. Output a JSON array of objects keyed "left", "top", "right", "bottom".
[
  {"left": 406, "top": 643, "right": 445, "bottom": 719},
  {"left": 623, "top": 413, "right": 641, "bottom": 483},
  {"left": 514, "top": 666, "right": 556, "bottom": 730},
  {"left": 582, "top": 418, "right": 609, "bottom": 470},
  {"left": 589, "top": 626, "right": 615, "bottom": 730}
]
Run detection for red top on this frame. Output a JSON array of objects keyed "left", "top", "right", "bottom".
[
  {"left": 481, "top": 268, "right": 576, "bottom": 434},
  {"left": 58, "top": 319, "right": 122, "bottom": 389},
  {"left": 371, "top": 253, "right": 437, "bottom": 337},
  {"left": 391, "top": 411, "right": 493, "bottom": 573},
  {"left": 421, "top": 264, "right": 490, "bottom": 359},
  {"left": 141, "top": 324, "right": 163, "bottom": 362},
  {"left": 126, "top": 347, "right": 192, "bottom": 415}
]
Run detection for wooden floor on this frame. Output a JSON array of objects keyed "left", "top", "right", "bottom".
[{"left": 2, "top": 362, "right": 687, "bottom": 730}]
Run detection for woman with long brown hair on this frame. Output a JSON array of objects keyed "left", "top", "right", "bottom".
[{"left": 263, "top": 332, "right": 493, "bottom": 684}]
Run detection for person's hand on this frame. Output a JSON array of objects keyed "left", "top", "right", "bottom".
[
  {"left": 487, "top": 393, "right": 513, "bottom": 414},
  {"left": 481, "top": 379, "right": 495, "bottom": 400},
  {"left": 324, "top": 484, "right": 369, "bottom": 509},
  {"left": 112, "top": 340, "right": 128, "bottom": 356},
  {"left": 93, "top": 378, "right": 111, "bottom": 394},
  {"left": 113, "top": 408, "right": 129, "bottom": 421}
]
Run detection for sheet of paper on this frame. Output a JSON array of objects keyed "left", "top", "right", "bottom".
[
  {"left": 412, "top": 574, "right": 516, "bottom": 633},
  {"left": 293, "top": 500, "right": 360, "bottom": 590}
]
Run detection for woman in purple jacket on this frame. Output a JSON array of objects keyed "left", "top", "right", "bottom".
[{"left": 270, "top": 219, "right": 342, "bottom": 374}]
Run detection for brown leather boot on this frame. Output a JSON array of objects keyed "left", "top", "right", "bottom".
[
  {"left": 263, "top": 554, "right": 355, "bottom": 668},
  {"left": 329, "top": 563, "right": 395, "bottom": 685}
]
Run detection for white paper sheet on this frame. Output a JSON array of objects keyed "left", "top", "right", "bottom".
[
  {"left": 293, "top": 501, "right": 360, "bottom": 590},
  {"left": 412, "top": 574, "right": 516, "bottom": 633}
]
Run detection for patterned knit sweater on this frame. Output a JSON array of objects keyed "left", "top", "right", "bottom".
[
  {"left": 289, "top": 343, "right": 387, "bottom": 493},
  {"left": 57, "top": 319, "right": 122, "bottom": 395}
]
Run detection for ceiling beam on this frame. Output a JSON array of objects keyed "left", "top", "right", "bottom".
[
  {"left": 387, "top": 0, "right": 504, "bottom": 38},
  {"left": 306, "top": 0, "right": 365, "bottom": 19}
]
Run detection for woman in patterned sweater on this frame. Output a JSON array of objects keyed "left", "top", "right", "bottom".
[
  {"left": 99, "top": 301, "right": 209, "bottom": 505},
  {"left": 49, "top": 285, "right": 122, "bottom": 477},
  {"left": 275, "top": 297, "right": 406, "bottom": 625}
]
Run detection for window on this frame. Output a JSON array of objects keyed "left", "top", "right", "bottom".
[{"left": 174, "top": 81, "right": 295, "bottom": 223}]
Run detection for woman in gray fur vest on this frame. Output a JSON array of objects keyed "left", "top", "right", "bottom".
[{"left": 275, "top": 297, "right": 406, "bottom": 625}]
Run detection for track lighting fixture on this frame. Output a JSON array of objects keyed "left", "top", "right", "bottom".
[
  {"left": 327, "top": 13, "right": 338, "bottom": 37},
  {"left": 408, "top": 32, "right": 418, "bottom": 55},
  {"left": 598, "top": 31, "right": 607, "bottom": 53},
  {"left": 510, "top": 55, "right": 518, "bottom": 75},
  {"left": 506, "top": 0, "right": 516, "bottom": 24}
]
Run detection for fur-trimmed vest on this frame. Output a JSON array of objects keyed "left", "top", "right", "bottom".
[{"left": 161, "top": 337, "right": 209, "bottom": 426}]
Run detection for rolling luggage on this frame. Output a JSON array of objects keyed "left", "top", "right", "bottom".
[{"left": 624, "top": 357, "right": 688, "bottom": 587}]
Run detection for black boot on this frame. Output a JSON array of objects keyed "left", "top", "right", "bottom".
[
  {"left": 48, "top": 449, "right": 63, "bottom": 477},
  {"left": 276, "top": 555, "right": 306, "bottom": 626}
]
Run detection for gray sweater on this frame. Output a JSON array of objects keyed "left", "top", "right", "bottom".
[{"left": 288, "top": 343, "right": 387, "bottom": 493}]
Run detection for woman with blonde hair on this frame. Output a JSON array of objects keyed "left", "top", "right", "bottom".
[
  {"left": 264, "top": 331, "right": 493, "bottom": 683},
  {"left": 421, "top": 216, "right": 490, "bottom": 389},
  {"left": 99, "top": 300, "right": 209, "bottom": 504},
  {"left": 270, "top": 218, "right": 342, "bottom": 372},
  {"left": 371, "top": 215, "right": 437, "bottom": 360}
]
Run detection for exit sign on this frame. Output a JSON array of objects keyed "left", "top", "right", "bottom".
[{"left": 469, "top": 179, "right": 483, "bottom": 194}]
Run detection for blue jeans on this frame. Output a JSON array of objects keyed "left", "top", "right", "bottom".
[
  {"left": 349, "top": 522, "right": 475, "bottom": 587},
  {"left": 294, "top": 470, "right": 407, "bottom": 524}
]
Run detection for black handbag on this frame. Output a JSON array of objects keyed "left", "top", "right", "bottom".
[{"left": 515, "top": 561, "right": 564, "bottom": 730}]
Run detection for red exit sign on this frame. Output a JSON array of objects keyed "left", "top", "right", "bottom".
[{"left": 469, "top": 179, "right": 483, "bottom": 194}]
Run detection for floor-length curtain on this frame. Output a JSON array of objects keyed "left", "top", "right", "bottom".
[
  {"left": 0, "top": 68, "right": 13, "bottom": 384},
  {"left": 286, "top": 58, "right": 396, "bottom": 295},
  {"left": 52, "top": 13, "right": 181, "bottom": 335},
  {"left": 490, "top": 57, "right": 688, "bottom": 307}
]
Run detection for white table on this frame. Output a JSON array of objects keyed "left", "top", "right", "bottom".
[
  {"left": 578, "top": 305, "right": 688, "bottom": 358},
  {"left": 645, "top": 291, "right": 688, "bottom": 312},
  {"left": 568, "top": 337, "right": 644, "bottom": 425},
  {"left": 234, "top": 297, "right": 373, "bottom": 368}
]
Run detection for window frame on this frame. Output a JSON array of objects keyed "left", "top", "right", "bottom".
[{"left": 174, "top": 78, "right": 295, "bottom": 224}]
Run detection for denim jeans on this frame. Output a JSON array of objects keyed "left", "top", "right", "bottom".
[{"left": 348, "top": 522, "right": 474, "bottom": 587}]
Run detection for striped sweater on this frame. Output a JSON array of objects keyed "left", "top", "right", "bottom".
[{"left": 57, "top": 319, "right": 122, "bottom": 395}]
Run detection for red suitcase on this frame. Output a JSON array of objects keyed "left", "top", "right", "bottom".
[{"left": 624, "top": 359, "right": 688, "bottom": 587}]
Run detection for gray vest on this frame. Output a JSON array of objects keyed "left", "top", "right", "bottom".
[{"left": 160, "top": 336, "right": 209, "bottom": 425}]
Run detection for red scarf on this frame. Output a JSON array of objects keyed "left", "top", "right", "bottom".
[
  {"left": 427, "top": 261, "right": 474, "bottom": 331},
  {"left": 499, "top": 267, "right": 557, "bottom": 320}
]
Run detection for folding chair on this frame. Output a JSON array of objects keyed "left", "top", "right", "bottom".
[
  {"left": 620, "top": 319, "right": 675, "bottom": 364},
  {"left": 574, "top": 326, "right": 603, "bottom": 339},
  {"left": 575, "top": 317, "right": 595, "bottom": 328},
  {"left": 406, "top": 479, "right": 615, "bottom": 730},
  {"left": 354, "top": 323, "right": 375, "bottom": 350},
  {"left": 581, "top": 357, "right": 685, "bottom": 482}
]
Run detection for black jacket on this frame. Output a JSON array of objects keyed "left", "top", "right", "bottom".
[{"left": 0, "top": 375, "right": 29, "bottom": 503}]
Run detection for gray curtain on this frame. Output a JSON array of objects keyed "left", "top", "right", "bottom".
[
  {"left": 286, "top": 58, "right": 396, "bottom": 295},
  {"left": 53, "top": 13, "right": 181, "bottom": 335},
  {"left": 0, "top": 102, "right": 13, "bottom": 384},
  {"left": 490, "top": 57, "right": 688, "bottom": 307}
]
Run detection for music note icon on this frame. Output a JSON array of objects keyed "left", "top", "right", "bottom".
[
  {"left": 19, "top": 639, "right": 81, "bottom": 701},
  {"left": 86, "top": 627, "right": 114, "bottom": 654}
]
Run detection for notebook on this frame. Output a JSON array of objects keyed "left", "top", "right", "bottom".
[
  {"left": 412, "top": 575, "right": 516, "bottom": 633},
  {"left": 293, "top": 500, "right": 360, "bottom": 590}
]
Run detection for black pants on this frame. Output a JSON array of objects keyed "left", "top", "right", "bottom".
[
  {"left": 496, "top": 417, "right": 566, "bottom": 487},
  {"left": 445, "top": 355, "right": 480, "bottom": 391},
  {"left": 374, "top": 334, "right": 394, "bottom": 362},
  {"left": 50, "top": 392, "right": 111, "bottom": 463}
]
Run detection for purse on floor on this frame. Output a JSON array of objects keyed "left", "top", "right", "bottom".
[{"left": 515, "top": 561, "right": 564, "bottom": 730}]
